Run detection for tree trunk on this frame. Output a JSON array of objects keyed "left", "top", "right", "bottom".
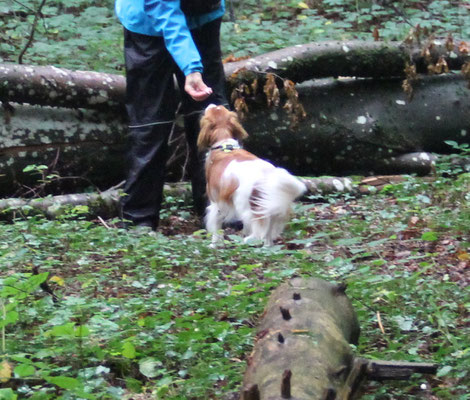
[
  {"left": 2, "top": 73, "right": 468, "bottom": 196},
  {"left": 0, "top": 63, "right": 125, "bottom": 112},
  {"left": 241, "top": 277, "right": 437, "bottom": 400},
  {"left": 241, "top": 74, "right": 468, "bottom": 176},
  {"left": 225, "top": 38, "right": 470, "bottom": 84},
  {"left": 1, "top": 39, "right": 468, "bottom": 110},
  {"left": 0, "top": 105, "right": 128, "bottom": 196},
  {"left": 0, "top": 182, "right": 192, "bottom": 220},
  {"left": 241, "top": 277, "right": 361, "bottom": 399}
]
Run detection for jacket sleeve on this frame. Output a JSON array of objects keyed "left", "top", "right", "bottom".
[{"left": 144, "top": 0, "right": 203, "bottom": 76}]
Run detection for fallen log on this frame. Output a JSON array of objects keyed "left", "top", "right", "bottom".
[
  {"left": 2, "top": 72, "right": 467, "bottom": 195},
  {"left": 225, "top": 38, "right": 470, "bottom": 84},
  {"left": 0, "top": 177, "right": 364, "bottom": 220},
  {"left": 0, "top": 182, "right": 192, "bottom": 220},
  {"left": 241, "top": 277, "right": 438, "bottom": 399},
  {"left": 1, "top": 39, "right": 469, "bottom": 110},
  {"left": 241, "top": 74, "right": 468, "bottom": 176}
]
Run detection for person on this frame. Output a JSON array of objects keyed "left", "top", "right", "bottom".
[{"left": 115, "top": 0, "right": 229, "bottom": 230}]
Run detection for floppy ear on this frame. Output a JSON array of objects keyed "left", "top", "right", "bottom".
[
  {"left": 229, "top": 112, "right": 249, "bottom": 142},
  {"left": 197, "top": 115, "right": 213, "bottom": 150}
]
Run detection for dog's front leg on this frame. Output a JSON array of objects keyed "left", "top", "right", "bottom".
[{"left": 206, "top": 203, "right": 224, "bottom": 247}]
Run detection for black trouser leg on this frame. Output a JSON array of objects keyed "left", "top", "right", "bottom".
[
  {"left": 121, "top": 28, "right": 178, "bottom": 228},
  {"left": 183, "top": 114, "right": 207, "bottom": 217},
  {"left": 121, "top": 123, "right": 172, "bottom": 229},
  {"left": 174, "top": 18, "right": 229, "bottom": 217}
]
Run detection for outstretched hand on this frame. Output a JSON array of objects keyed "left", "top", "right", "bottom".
[{"left": 184, "top": 72, "right": 213, "bottom": 101}]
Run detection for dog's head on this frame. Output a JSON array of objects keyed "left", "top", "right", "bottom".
[{"left": 197, "top": 105, "right": 248, "bottom": 150}]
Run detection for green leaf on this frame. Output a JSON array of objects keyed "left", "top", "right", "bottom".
[
  {"left": 0, "top": 388, "right": 17, "bottom": 400},
  {"left": 74, "top": 325, "right": 90, "bottom": 337},
  {"left": 421, "top": 231, "right": 438, "bottom": 241},
  {"left": 139, "top": 358, "right": 162, "bottom": 378},
  {"left": 26, "top": 272, "right": 49, "bottom": 289},
  {"left": 122, "top": 342, "right": 136, "bottom": 359},
  {"left": 436, "top": 365, "right": 452, "bottom": 377},
  {"left": 46, "top": 375, "right": 80, "bottom": 389},
  {"left": 14, "top": 364, "right": 36, "bottom": 377},
  {"left": 49, "top": 323, "right": 75, "bottom": 337},
  {"left": 0, "top": 310, "right": 18, "bottom": 328},
  {"left": 181, "top": 349, "right": 195, "bottom": 360}
]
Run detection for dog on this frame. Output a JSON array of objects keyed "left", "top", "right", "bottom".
[{"left": 197, "top": 105, "right": 307, "bottom": 246}]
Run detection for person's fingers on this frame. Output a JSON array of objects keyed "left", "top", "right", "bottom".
[
  {"left": 185, "top": 72, "right": 213, "bottom": 101},
  {"left": 185, "top": 83, "right": 212, "bottom": 101}
]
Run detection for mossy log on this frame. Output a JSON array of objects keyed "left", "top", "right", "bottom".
[
  {"left": 242, "top": 277, "right": 361, "bottom": 399},
  {"left": 241, "top": 277, "right": 438, "bottom": 400},
  {"left": 0, "top": 177, "right": 361, "bottom": 220}
]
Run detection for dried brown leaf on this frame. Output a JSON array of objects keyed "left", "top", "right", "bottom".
[{"left": 263, "top": 73, "right": 280, "bottom": 108}]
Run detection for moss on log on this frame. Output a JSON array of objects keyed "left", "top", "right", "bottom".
[
  {"left": 242, "top": 277, "right": 360, "bottom": 399},
  {"left": 241, "top": 277, "right": 439, "bottom": 399}
]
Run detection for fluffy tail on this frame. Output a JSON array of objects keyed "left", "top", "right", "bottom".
[{"left": 251, "top": 168, "right": 306, "bottom": 218}]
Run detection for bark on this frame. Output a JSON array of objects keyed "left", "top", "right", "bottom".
[
  {"left": 0, "top": 63, "right": 125, "bottom": 112},
  {"left": 1, "top": 39, "right": 469, "bottom": 110},
  {"left": 241, "top": 74, "right": 469, "bottom": 176},
  {"left": 2, "top": 73, "right": 468, "bottom": 196},
  {"left": 0, "top": 182, "right": 192, "bottom": 220},
  {"left": 0, "top": 105, "right": 128, "bottom": 196},
  {"left": 225, "top": 38, "right": 470, "bottom": 84},
  {"left": 241, "top": 277, "right": 438, "bottom": 400},
  {"left": 241, "top": 277, "right": 360, "bottom": 399},
  {"left": 0, "top": 177, "right": 368, "bottom": 219}
]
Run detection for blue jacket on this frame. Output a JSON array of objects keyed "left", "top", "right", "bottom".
[{"left": 115, "top": 0, "right": 225, "bottom": 76}]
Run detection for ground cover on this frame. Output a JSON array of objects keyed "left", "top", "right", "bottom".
[
  {"left": 0, "top": 165, "right": 468, "bottom": 399},
  {"left": 1, "top": 1, "right": 469, "bottom": 72}
]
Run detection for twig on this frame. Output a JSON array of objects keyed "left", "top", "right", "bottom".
[
  {"left": 107, "top": 180, "right": 125, "bottom": 192},
  {"left": 11, "top": 0, "right": 36, "bottom": 13},
  {"left": 97, "top": 215, "right": 110, "bottom": 229},
  {"left": 18, "top": 0, "right": 47, "bottom": 64},
  {"left": 1, "top": 300, "right": 5, "bottom": 354},
  {"left": 377, "top": 311, "right": 385, "bottom": 334}
]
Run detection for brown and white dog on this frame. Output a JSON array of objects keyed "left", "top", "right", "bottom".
[{"left": 197, "top": 105, "right": 306, "bottom": 246}]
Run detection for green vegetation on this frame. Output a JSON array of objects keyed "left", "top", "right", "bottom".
[
  {"left": 1, "top": 1, "right": 469, "bottom": 399},
  {"left": 1, "top": 0, "right": 470, "bottom": 72},
  {"left": 0, "top": 151, "right": 468, "bottom": 399}
]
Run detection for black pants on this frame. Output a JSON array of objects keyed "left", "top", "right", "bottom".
[{"left": 121, "top": 18, "right": 228, "bottom": 229}]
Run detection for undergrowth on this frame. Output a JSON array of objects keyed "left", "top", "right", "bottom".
[{"left": 0, "top": 161, "right": 468, "bottom": 399}]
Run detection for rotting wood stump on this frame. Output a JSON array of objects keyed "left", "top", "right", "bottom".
[{"left": 241, "top": 277, "right": 437, "bottom": 400}]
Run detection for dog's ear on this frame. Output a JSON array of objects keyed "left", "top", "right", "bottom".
[
  {"left": 197, "top": 115, "right": 213, "bottom": 150},
  {"left": 229, "top": 112, "right": 249, "bottom": 141}
]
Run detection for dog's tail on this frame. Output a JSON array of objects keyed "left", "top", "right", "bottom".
[{"left": 251, "top": 168, "right": 307, "bottom": 218}]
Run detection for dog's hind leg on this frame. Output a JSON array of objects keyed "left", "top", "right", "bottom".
[{"left": 205, "top": 203, "right": 224, "bottom": 247}]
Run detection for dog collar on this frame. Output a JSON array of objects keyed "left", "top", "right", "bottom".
[{"left": 210, "top": 142, "right": 241, "bottom": 153}]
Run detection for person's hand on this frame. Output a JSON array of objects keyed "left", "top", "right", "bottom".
[{"left": 184, "top": 72, "right": 213, "bottom": 101}]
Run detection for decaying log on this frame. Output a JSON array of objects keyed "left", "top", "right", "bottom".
[
  {"left": 241, "top": 74, "right": 469, "bottom": 177},
  {"left": 0, "top": 182, "right": 193, "bottom": 220},
  {"left": 0, "top": 104, "right": 128, "bottom": 196},
  {"left": 0, "top": 176, "right": 373, "bottom": 219},
  {"left": 242, "top": 277, "right": 361, "bottom": 399},
  {"left": 241, "top": 277, "right": 438, "bottom": 399},
  {"left": 0, "top": 187, "right": 121, "bottom": 220}
]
